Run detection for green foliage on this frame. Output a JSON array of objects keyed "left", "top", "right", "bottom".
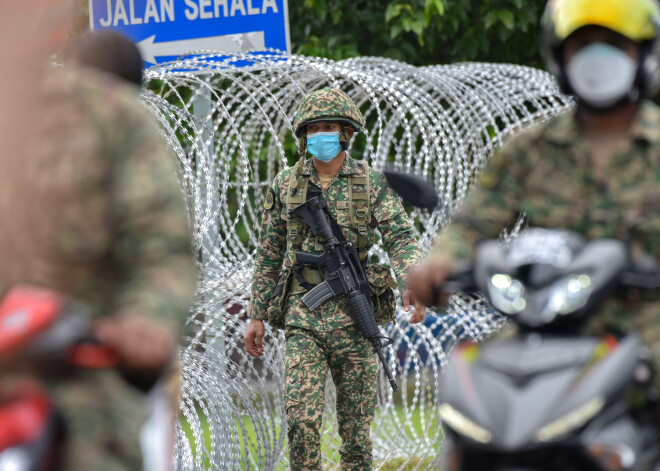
[
  {"left": 377, "top": 457, "right": 437, "bottom": 470},
  {"left": 181, "top": 394, "right": 439, "bottom": 470},
  {"left": 290, "top": 0, "right": 546, "bottom": 67}
]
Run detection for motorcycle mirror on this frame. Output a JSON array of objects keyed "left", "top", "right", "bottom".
[{"left": 382, "top": 169, "right": 439, "bottom": 210}]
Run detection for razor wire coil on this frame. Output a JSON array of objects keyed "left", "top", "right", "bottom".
[{"left": 139, "top": 51, "right": 573, "bottom": 470}]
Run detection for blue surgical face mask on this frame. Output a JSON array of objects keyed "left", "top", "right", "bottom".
[{"left": 307, "top": 131, "right": 342, "bottom": 162}]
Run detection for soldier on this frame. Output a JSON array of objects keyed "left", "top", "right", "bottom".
[
  {"left": 244, "top": 88, "right": 426, "bottom": 470},
  {"left": 0, "top": 48, "right": 195, "bottom": 470},
  {"left": 409, "top": 0, "right": 660, "bottom": 396}
]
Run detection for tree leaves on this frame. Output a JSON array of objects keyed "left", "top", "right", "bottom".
[
  {"left": 385, "top": 1, "right": 443, "bottom": 45},
  {"left": 485, "top": 10, "right": 515, "bottom": 30},
  {"left": 289, "top": 0, "right": 546, "bottom": 67}
]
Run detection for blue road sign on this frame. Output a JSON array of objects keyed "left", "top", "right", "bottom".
[{"left": 89, "top": 0, "right": 290, "bottom": 65}]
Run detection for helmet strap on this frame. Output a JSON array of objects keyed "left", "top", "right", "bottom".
[
  {"left": 339, "top": 123, "right": 351, "bottom": 151},
  {"left": 553, "top": 46, "right": 576, "bottom": 96},
  {"left": 637, "top": 40, "right": 660, "bottom": 95},
  {"left": 298, "top": 135, "right": 307, "bottom": 158}
]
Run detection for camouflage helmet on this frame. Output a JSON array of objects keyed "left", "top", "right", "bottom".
[{"left": 292, "top": 88, "right": 366, "bottom": 137}]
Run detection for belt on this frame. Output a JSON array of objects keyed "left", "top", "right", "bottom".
[{"left": 290, "top": 267, "right": 324, "bottom": 294}]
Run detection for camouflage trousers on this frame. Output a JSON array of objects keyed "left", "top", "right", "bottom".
[{"left": 284, "top": 324, "right": 379, "bottom": 471}]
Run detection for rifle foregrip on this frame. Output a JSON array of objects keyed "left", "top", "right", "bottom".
[{"left": 348, "top": 291, "right": 380, "bottom": 339}]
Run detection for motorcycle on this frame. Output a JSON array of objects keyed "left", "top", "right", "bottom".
[
  {"left": 436, "top": 228, "right": 660, "bottom": 471},
  {"left": 0, "top": 285, "right": 119, "bottom": 471}
]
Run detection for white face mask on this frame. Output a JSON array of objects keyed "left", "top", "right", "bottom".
[{"left": 565, "top": 42, "right": 638, "bottom": 109}]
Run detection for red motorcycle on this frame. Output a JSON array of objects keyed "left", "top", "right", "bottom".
[{"left": 0, "top": 285, "right": 118, "bottom": 471}]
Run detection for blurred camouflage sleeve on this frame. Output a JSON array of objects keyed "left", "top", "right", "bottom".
[
  {"left": 371, "top": 171, "right": 421, "bottom": 285},
  {"left": 247, "top": 173, "right": 287, "bottom": 320},
  {"left": 428, "top": 131, "right": 532, "bottom": 267},
  {"left": 109, "top": 102, "right": 195, "bottom": 332}
]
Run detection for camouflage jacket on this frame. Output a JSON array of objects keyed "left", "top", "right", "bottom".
[
  {"left": 430, "top": 100, "right": 660, "bottom": 338},
  {"left": 248, "top": 155, "right": 421, "bottom": 332},
  {"left": 0, "top": 66, "right": 195, "bottom": 469},
  {"left": 0, "top": 66, "right": 194, "bottom": 327}
]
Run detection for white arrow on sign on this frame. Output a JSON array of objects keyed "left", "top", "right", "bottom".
[{"left": 137, "top": 31, "right": 266, "bottom": 65}]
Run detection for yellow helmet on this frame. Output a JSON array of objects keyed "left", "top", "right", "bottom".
[{"left": 542, "top": 0, "right": 660, "bottom": 96}]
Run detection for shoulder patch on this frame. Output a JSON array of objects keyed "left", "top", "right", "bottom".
[{"left": 264, "top": 187, "right": 275, "bottom": 210}]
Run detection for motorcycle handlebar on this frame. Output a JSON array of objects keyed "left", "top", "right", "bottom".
[
  {"left": 431, "top": 268, "right": 479, "bottom": 305},
  {"left": 620, "top": 255, "right": 660, "bottom": 290},
  {"left": 0, "top": 286, "right": 119, "bottom": 374}
]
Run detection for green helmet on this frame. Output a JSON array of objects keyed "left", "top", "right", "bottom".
[{"left": 292, "top": 88, "right": 366, "bottom": 137}]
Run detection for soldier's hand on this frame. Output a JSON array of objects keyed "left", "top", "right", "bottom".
[
  {"left": 244, "top": 319, "right": 265, "bottom": 358},
  {"left": 407, "top": 261, "right": 452, "bottom": 307},
  {"left": 402, "top": 289, "right": 426, "bottom": 324}
]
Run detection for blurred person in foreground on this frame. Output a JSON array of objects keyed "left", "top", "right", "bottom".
[
  {"left": 0, "top": 27, "right": 195, "bottom": 471},
  {"left": 410, "top": 0, "right": 660, "bottom": 392},
  {"left": 0, "top": 0, "right": 74, "bottom": 159}
]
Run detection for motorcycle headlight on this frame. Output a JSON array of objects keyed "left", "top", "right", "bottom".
[
  {"left": 0, "top": 448, "right": 30, "bottom": 471},
  {"left": 487, "top": 274, "right": 526, "bottom": 315},
  {"left": 439, "top": 403, "right": 492, "bottom": 444},
  {"left": 545, "top": 274, "right": 592, "bottom": 315},
  {"left": 535, "top": 396, "right": 605, "bottom": 442}
]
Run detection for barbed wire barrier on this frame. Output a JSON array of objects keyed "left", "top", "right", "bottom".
[{"left": 140, "top": 51, "right": 573, "bottom": 470}]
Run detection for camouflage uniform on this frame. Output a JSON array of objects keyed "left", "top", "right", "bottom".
[
  {"left": 248, "top": 150, "right": 420, "bottom": 470},
  {"left": 430, "top": 101, "right": 660, "bottom": 359},
  {"left": 0, "top": 65, "right": 195, "bottom": 470}
]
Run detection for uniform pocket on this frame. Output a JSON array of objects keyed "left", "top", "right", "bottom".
[
  {"left": 365, "top": 264, "right": 397, "bottom": 325},
  {"left": 359, "top": 355, "right": 379, "bottom": 416},
  {"left": 284, "top": 353, "right": 301, "bottom": 412},
  {"left": 266, "top": 269, "right": 293, "bottom": 330}
]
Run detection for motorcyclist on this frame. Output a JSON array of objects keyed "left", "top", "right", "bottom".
[
  {"left": 0, "top": 25, "right": 195, "bottom": 471},
  {"left": 409, "top": 0, "right": 660, "bottom": 398}
]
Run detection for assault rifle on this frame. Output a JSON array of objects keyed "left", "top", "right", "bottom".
[{"left": 289, "top": 196, "right": 399, "bottom": 392}]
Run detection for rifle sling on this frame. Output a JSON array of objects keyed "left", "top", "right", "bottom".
[
  {"left": 268, "top": 283, "right": 285, "bottom": 301},
  {"left": 292, "top": 265, "right": 316, "bottom": 292}
]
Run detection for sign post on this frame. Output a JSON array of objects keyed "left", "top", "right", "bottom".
[{"left": 89, "top": 0, "right": 290, "bottom": 65}]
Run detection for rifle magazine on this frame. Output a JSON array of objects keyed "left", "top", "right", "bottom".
[{"left": 302, "top": 281, "right": 335, "bottom": 311}]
